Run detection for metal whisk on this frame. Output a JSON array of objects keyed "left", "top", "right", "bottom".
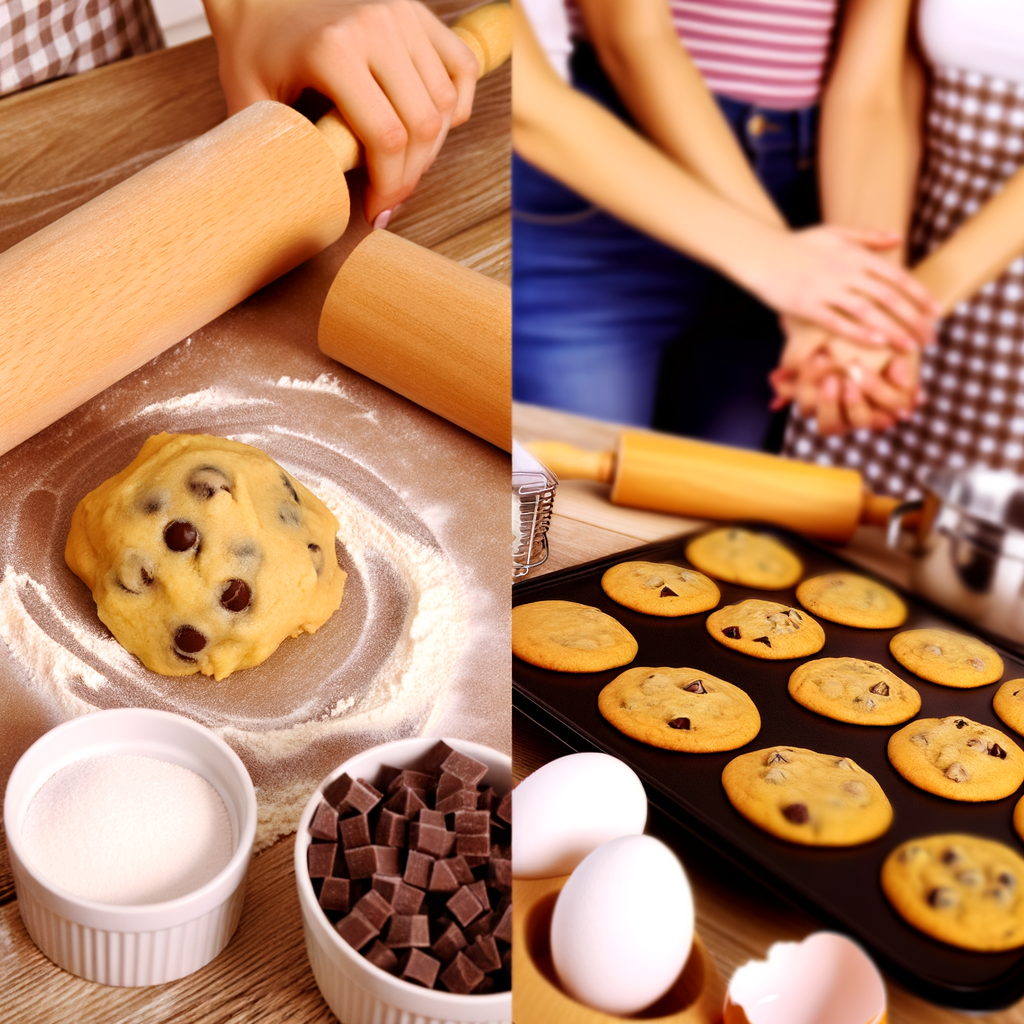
[{"left": 513, "top": 440, "right": 558, "bottom": 578}]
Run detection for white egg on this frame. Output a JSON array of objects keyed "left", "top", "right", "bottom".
[
  {"left": 512, "top": 753, "right": 647, "bottom": 878},
  {"left": 550, "top": 834, "right": 694, "bottom": 1016}
]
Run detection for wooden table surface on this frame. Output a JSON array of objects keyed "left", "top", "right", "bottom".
[
  {"left": 512, "top": 401, "right": 1024, "bottom": 1024},
  {"left": 0, "top": 11, "right": 508, "bottom": 1021}
]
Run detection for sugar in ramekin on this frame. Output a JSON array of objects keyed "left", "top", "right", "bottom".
[
  {"left": 4, "top": 707, "right": 257, "bottom": 986},
  {"left": 295, "top": 737, "right": 512, "bottom": 1024}
]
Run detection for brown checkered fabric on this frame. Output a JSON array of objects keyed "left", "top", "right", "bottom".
[
  {"left": 0, "top": 0, "right": 162, "bottom": 97},
  {"left": 783, "top": 66, "right": 1024, "bottom": 501}
]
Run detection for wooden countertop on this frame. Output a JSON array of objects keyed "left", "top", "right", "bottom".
[
  {"left": 0, "top": 11, "right": 507, "bottom": 1021},
  {"left": 512, "top": 401, "right": 1024, "bottom": 1024}
]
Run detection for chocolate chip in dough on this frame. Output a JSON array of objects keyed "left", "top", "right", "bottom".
[
  {"left": 142, "top": 497, "right": 163, "bottom": 514},
  {"left": 189, "top": 466, "right": 231, "bottom": 499},
  {"left": 989, "top": 744, "right": 1008, "bottom": 759},
  {"left": 869, "top": 681, "right": 890, "bottom": 696},
  {"left": 752, "top": 636, "right": 772, "bottom": 647},
  {"left": 174, "top": 625, "right": 207, "bottom": 654},
  {"left": 955, "top": 719, "right": 968, "bottom": 729},
  {"left": 924, "top": 644, "right": 943, "bottom": 656},
  {"left": 782, "top": 803, "right": 809, "bottom": 824},
  {"left": 945, "top": 762, "right": 970, "bottom": 783},
  {"left": 927, "top": 887, "right": 959, "bottom": 909},
  {"left": 668, "top": 717, "right": 691, "bottom": 730},
  {"left": 787, "top": 609, "right": 802, "bottom": 621},
  {"left": 308, "top": 542, "right": 325, "bottom": 574},
  {"left": 279, "top": 503, "right": 301, "bottom": 527},
  {"left": 942, "top": 847, "right": 964, "bottom": 865},
  {"left": 682, "top": 680, "right": 707, "bottom": 694},
  {"left": 999, "top": 872, "right": 1018, "bottom": 890},
  {"left": 967, "top": 657, "right": 985, "bottom": 671},
  {"left": 766, "top": 751, "right": 790, "bottom": 765},
  {"left": 282, "top": 473, "right": 300, "bottom": 504},
  {"left": 722, "top": 626, "right": 741, "bottom": 639},
  {"left": 659, "top": 587, "right": 676, "bottom": 598},
  {"left": 221, "top": 579, "right": 251, "bottom": 612},
  {"left": 164, "top": 520, "right": 198, "bottom": 551}
]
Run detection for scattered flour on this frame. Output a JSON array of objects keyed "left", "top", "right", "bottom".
[{"left": 138, "top": 387, "right": 271, "bottom": 416}]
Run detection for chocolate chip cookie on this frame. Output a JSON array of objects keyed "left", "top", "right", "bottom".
[
  {"left": 721, "top": 746, "right": 892, "bottom": 846},
  {"left": 684, "top": 527, "right": 802, "bottom": 590},
  {"left": 512, "top": 600, "right": 638, "bottom": 673},
  {"left": 600, "top": 561, "right": 720, "bottom": 617},
  {"left": 887, "top": 716, "right": 1024, "bottom": 801},
  {"left": 788, "top": 657, "right": 920, "bottom": 726},
  {"left": 65, "top": 433, "right": 346, "bottom": 680},
  {"left": 598, "top": 666, "right": 760, "bottom": 752},
  {"left": 882, "top": 835, "right": 1024, "bottom": 951},
  {"left": 706, "top": 600, "right": 825, "bottom": 660},
  {"left": 993, "top": 679, "right": 1024, "bottom": 737},
  {"left": 889, "top": 628, "right": 1003, "bottom": 688},
  {"left": 795, "top": 572, "right": 907, "bottom": 629}
]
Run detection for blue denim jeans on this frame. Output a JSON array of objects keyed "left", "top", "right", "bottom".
[{"left": 512, "top": 41, "right": 820, "bottom": 445}]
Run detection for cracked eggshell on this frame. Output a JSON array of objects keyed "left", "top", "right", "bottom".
[
  {"left": 550, "top": 834, "right": 695, "bottom": 1017},
  {"left": 724, "top": 932, "right": 886, "bottom": 1024},
  {"left": 512, "top": 752, "right": 647, "bottom": 878}
]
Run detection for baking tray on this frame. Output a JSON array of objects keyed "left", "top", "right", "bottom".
[{"left": 512, "top": 527, "right": 1024, "bottom": 1010}]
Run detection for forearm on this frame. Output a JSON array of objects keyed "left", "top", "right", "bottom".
[{"left": 575, "top": 0, "right": 783, "bottom": 227}]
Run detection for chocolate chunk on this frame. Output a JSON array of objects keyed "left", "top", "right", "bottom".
[
  {"left": 767, "top": 751, "right": 790, "bottom": 765},
  {"left": 439, "top": 951, "right": 485, "bottom": 994},
  {"left": 467, "top": 934, "right": 502, "bottom": 973},
  {"left": 319, "top": 877, "right": 351, "bottom": 913},
  {"left": 435, "top": 772, "right": 468, "bottom": 801},
  {"left": 488, "top": 858, "right": 511, "bottom": 894},
  {"left": 346, "top": 845, "right": 401, "bottom": 879},
  {"left": 1000, "top": 871, "right": 1018, "bottom": 890},
  {"left": 447, "top": 884, "right": 486, "bottom": 927},
  {"left": 752, "top": 636, "right": 772, "bottom": 647},
  {"left": 659, "top": 587, "right": 676, "bottom": 598},
  {"left": 668, "top": 717, "right": 691, "bottom": 730},
  {"left": 942, "top": 847, "right": 964, "bottom": 865},
  {"left": 432, "top": 922, "right": 468, "bottom": 961},
  {"left": 990, "top": 744, "right": 1008, "bottom": 759},
  {"left": 446, "top": 855, "right": 475, "bottom": 886},
  {"left": 782, "top": 803, "right": 810, "bottom": 824},
  {"left": 354, "top": 889, "right": 394, "bottom": 930},
  {"left": 429, "top": 859, "right": 460, "bottom": 893},
  {"left": 418, "top": 809, "right": 446, "bottom": 828},
  {"left": 722, "top": 626, "right": 741, "bottom": 639},
  {"left": 164, "top": 520, "right": 197, "bottom": 551},
  {"left": 375, "top": 809, "right": 408, "bottom": 848},
  {"left": 371, "top": 874, "right": 403, "bottom": 903},
  {"left": 403, "top": 851, "right": 434, "bottom": 889},
  {"left": 440, "top": 750, "right": 489, "bottom": 787},
  {"left": 419, "top": 740, "right": 457, "bottom": 774},
  {"left": 387, "top": 770, "right": 434, "bottom": 795},
  {"left": 955, "top": 719, "right": 967, "bottom": 729},
  {"left": 456, "top": 833, "right": 491, "bottom": 858},
  {"left": 493, "top": 904, "right": 512, "bottom": 944},
  {"left": 945, "top": 763, "right": 969, "bottom": 783},
  {"left": 339, "top": 815, "right": 372, "bottom": 850},
  {"left": 400, "top": 948, "right": 441, "bottom": 988},
  {"left": 682, "top": 679, "right": 707, "bottom": 694},
  {"left": 174, "top": 625, "right": 206, "bottom": 654},
  {"left": 788, "top": 609, "right": 803, "bottom": 621},
  {"left": 323, "top": 774, "right": 382, "bottom": 815},
  {"left": 869, "top": 681, "right": 890, "bottom": 696},
  {"left": 281, "top": 473, "right": 300, "bottom": 504},
  {"left": 453, "top": 810, "right": 491, "bottom": 835},
  {"left": 410, "top": 822, "right": 455, "bottom": 858},
  {"left": 496, "top": 792, "right": 512, "bottom": 824},
  {"left": 335, "top": 910, "right": 379, "bottom": 950},
  {"left": 308, "top": 543, "right": 324, "bottom": 574},
  {"left": 386, "top": 915, "right": 431, "bottom": 948},
  {"left": 309, "top": 800, "right": 339, "bottom": 841},
  {"left": 189, "top": 466, "right": 231, "bottom": 499},
  {"left": 928, "top": 887, "right": 959, "bottom": 909},
  {"left": 436, "top": 789, "right": 479, "bottom": 814},
  {"left": 386, "top": 786, "right": 428, "bottom": 818},
  {"left": 477, "top": 787, "right": 496, "bottom": 813},
  {"left": 391, "top": 882, "right": 425, "bottom": 916},
  {"left": 365, "top": 940, "right": 398, "bottom": 974},
  {"left": 307, "top": 842, "right": 337, "bottom": 878},
  {"left": 967, "top": 657, "right": 985, "bottom": 671},
  {"left": 220, "top": 579, "right": 251, "bottom": 612}
]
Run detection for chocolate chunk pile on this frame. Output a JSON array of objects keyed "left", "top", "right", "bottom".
[{"left": 307, "top": 742, "right": 512, "bottom": 994}]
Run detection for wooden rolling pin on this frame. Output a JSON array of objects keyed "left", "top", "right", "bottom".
[
  {"left": 319, "top": 230, "right": 510, "bottom": 451},
  {"left": 528, "top": 432, "right": 903, "bottom": 542},
  {"left": 0, "top": 3, "right": 511, "bottom": 460}
]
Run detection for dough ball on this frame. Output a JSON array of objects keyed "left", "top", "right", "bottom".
[{"left": 65, "top": 433, "right": 346, "bottom": 679}]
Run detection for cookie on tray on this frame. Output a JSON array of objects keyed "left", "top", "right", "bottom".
[
  {"left": 882, "top": 834, "right": 1024, "bottom": 951},
  {"left": 887, "top": 716, "right": 1024, "bottom": 801},
  {"left": 795, "top": 572, "right": 907, "bottom": 629},
  {"left": 788, "top": 657, "right": 920, "bottom": 726},
  {"left": 598, "top": 666, "right": 760, "bottom": 752},
  {"left": 993, "top": 679, "right": 1024, "bottom": 737},
  {"left": 721, "top": 746, "right": 892, "bottom": 846},
  {"left": 889, "top": 628, "right": 1003, "bottom": 688},
  {"left": 512, "top": 600, "right": 638, "bottom": 673},
  {"left": 706, "top": 600, "right": 825, "bottom": 660},
  {"left": 600, "top": 561, "right": 720, "bottom": 617},
  {"left": 684, "top": 527, "right": 802, "bottom": 590}
]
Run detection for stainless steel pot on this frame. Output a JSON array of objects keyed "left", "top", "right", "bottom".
[{"left": 888, "top": 467, "right": 1024, "bottom": 652}]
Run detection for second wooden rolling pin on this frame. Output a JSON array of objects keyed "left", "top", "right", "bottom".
[{"left": 528, "top": 432, "right": 902, "bottom": 542}]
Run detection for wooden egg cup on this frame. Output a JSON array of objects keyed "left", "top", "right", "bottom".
[{"left": 513, "top": 876, "right": 726, "bottom": 1024}]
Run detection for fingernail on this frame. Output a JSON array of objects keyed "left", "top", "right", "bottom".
[
  {"left": 846, "top": 364, "right": 864, "bottom": 384},
  {"left": 373, "top": 209, "right": 393, "bottom": 230}
]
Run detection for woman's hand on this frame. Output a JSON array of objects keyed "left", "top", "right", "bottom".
[
  {"left": 204, "top": 0, "right": 479, "bottom": 224},
  {"left": 747, "top": 225, "right": 940, "bottom": 352}
]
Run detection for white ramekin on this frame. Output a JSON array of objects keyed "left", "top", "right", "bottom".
[
  {"left": 295, "top": 737, "right": 512, "bottom": 1024},
  {"left": 4, "top": 707, "right": 257, "bottom": 986}
]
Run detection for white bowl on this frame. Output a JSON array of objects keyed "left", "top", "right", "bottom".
[
  {"left": 4, "top": 708, "right": 257, "bottom": 986},
  {"left": 294, "top": 737, "right": 512, "bottom": 1024}
]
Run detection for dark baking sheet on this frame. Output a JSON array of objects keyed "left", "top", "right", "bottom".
[{"left": 512, "top": 527, "right": 1024, "bottom": 1010}]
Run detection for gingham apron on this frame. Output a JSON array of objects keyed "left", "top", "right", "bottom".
[
  {"left": 782, "top": 65, "right": 1024, "bottom": 501},
  {"left": 0, "top": 0, "right": 162, "bottom": 98}
]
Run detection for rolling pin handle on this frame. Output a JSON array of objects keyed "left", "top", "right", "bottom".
[
  {"left": 314, "top": 3, "right": 511, "bottom": 170},
  {"left": 886, "top": 499, "right": 925, "bottom": 550},
  {"left": 525, "top": 442, "right": 615, "bottom": 484}
]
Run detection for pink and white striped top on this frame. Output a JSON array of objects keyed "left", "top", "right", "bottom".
[{"left": 567, "top": 0, "right": 840, "bottom": 111}]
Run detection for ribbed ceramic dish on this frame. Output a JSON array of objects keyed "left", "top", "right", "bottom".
[{"left": 4, "top": 707, "right": 257, "bottom": 986}]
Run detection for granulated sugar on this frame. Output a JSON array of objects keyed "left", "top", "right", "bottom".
[{"left": 20, "top": 753, "right": 233, "bottom": 904}]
